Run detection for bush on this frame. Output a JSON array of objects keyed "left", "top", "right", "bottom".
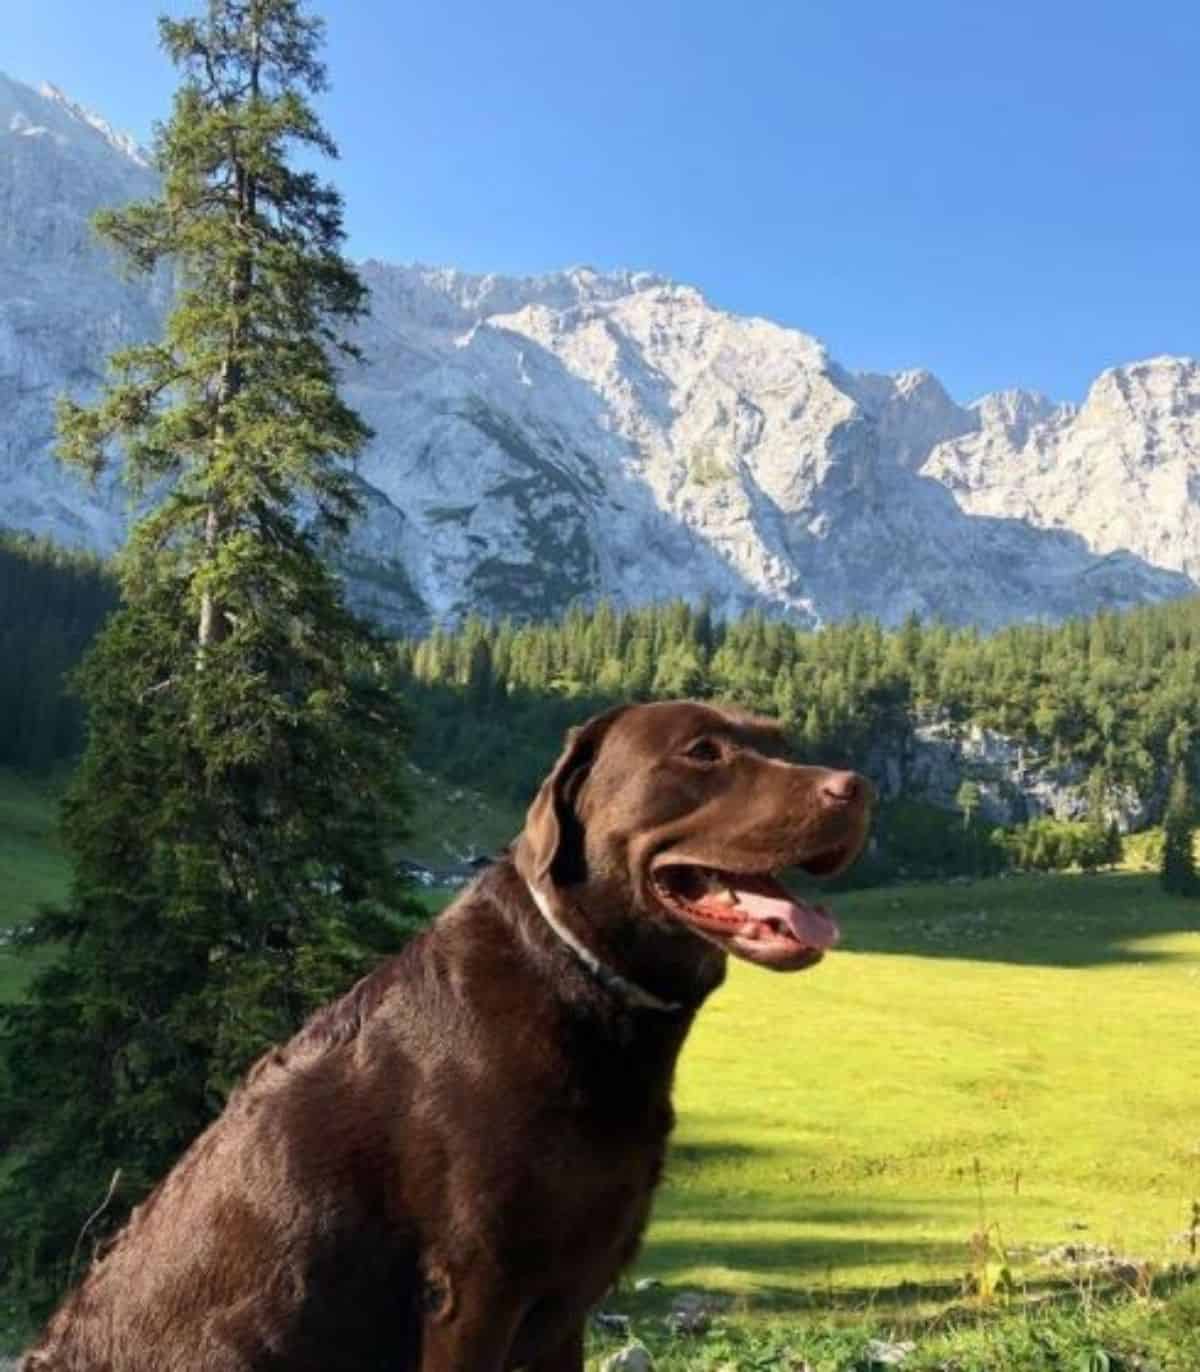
[
  {"left": 1000, "top": 817, "right": 1115, "bottom": 872},
  {"left": 831, "top": 799, "right": 1008, "bottom": 888}
]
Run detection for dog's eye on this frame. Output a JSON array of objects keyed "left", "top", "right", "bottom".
[{"left": 682, "top": 738, "right": 722, "bottom": 764}]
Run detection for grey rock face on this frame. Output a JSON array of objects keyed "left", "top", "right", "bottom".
[
  {"left": 0, "top": 74, "right": 165, "bottom": 552},
  {"left": 924, "top": 357, "right": 1200, "bottom": 583},
  {"left": 2, "top": 73, "right": 1197, "bottom": 633},
  {"left": 867, "top": 717, "right": 1153, "bottom": 830}
]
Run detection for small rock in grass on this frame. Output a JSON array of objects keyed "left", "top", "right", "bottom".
[
  {"left": 665, "top": 1289, "right": 713, "bottom": 1336},
  {"left": 592, "top": 1311, "right": 632, "bottom": 1337},
  {"left": 601, "top": 1343, "right": 654, "bottom": 1372},
  {"left": 864, "top": 1337, "right": 916, "bottom": 1366},
  {"left": 664, "top": 1307, "right": 710, "bottom": 1336}
]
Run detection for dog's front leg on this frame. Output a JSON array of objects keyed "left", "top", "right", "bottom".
[
  {"left": 418, "top": 1304, "right": 524, "bottom": 1372},
  {"left": 416, "top": 1260, "right": 524, "bottom": 1372}
]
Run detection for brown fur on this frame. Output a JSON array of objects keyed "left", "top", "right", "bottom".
[{"left": 24, "top": 700, "right": 871, "bottom": 1371}]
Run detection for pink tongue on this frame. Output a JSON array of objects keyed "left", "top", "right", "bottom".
[{"left": 729, "top": 875, "right": 841, "bottom": 949}]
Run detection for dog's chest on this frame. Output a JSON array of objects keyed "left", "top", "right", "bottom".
[{"left": 485, "top": 1085, "right": 672, "bottom": 1272}]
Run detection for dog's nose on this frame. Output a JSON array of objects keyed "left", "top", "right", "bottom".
[{"left": 820, "top": 771, "right": 862, "bottom": 806}]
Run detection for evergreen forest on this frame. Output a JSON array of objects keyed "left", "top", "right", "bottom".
[
  {"left": 0, "top": 535, "right": 116, "bottom": 773},
  {"left": 396, "top": 595, "right": 1200, "bottom": 814}
]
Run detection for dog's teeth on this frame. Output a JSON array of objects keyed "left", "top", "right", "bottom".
[{"left": 716, "top": 886, "right": 738, "bottom": 906}]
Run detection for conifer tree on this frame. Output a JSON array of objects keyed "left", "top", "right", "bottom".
[
  {"left": 955, "top": 779, "right": 982, "bottom": 831},
  {"left": 0, "top": 0, "right": 419, "bottom": 1307},
  {"left": 1103, "top": 819, "right": 1124, "bottom": 870},
  {"left": 1161, "top": 766, "right": 1198, "bottom": 896}
]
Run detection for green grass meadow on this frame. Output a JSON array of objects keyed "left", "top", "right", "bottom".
[
  {"left": 606, "top": 873, "right": 1200, "bottom": 1367},
  {"left": 3, "top": 770, "right": 1199, "bottom": 1363},
  {"left": 651, "top": 874, "right": 1200, "bottom": 1303}
]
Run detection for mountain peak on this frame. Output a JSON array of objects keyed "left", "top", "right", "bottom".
[
  {"left": 971, "top": 388, "right": 1066, "bottom": 443},
  {"left": 0, "top": 71, "right": 151, "bottom": 168},
  {"left": 1081, "top": 354, "right": 1200, "bottom": 421},
  {"left": 354, "top": 261, "right": 688, "bottom": 336}
]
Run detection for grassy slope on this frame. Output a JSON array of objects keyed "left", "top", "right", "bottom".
[
  {"left": 394, "top": 764, "right": 523, "bottom": 871},
  {"left": 0, "top": 772, "right": 68, "bottom": 1000}
]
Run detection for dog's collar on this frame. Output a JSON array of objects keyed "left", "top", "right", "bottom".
[{"left": 525, "top": 882, "right": 682, "bottom": 1014}]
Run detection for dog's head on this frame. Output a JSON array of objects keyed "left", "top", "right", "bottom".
[{"left": 514, "top": 701, "right": 872, "bottom": 997}]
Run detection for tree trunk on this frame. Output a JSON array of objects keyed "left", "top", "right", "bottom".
[{"left": 197, "top": 18, "right": 261, "bottom": 666}]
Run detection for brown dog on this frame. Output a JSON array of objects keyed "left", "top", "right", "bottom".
[{"left": 24, "top": 700, "right": 871, "bottom": 1371}]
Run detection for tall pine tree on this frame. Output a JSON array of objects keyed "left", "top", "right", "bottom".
[{"left": 0, "top": 0, "right": 420, "bottom": 1308}]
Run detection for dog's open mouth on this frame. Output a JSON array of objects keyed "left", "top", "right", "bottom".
[{"left": 650, "top": 862, "right": 841, "bottom": 971}]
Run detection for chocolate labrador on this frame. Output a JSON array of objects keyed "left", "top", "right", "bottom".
[{"left": 24, "top": 700, "right": 871, "bottom": 1371}]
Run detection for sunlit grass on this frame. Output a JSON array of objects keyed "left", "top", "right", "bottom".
[{"left": 643, "top": 873, "right": 1200, "bottom": 1308}]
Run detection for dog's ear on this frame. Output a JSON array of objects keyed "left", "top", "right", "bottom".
[{"left": 517, "top": 706, "right": 629, "bottom": 889}]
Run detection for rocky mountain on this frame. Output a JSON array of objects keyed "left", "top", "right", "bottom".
[
  {"left": 0, "top": 74, "right": 166, "bottom": 549},
  {"left": 2, "top": 72, "right": 1197, "bottom": 632},
  {"left": 923, "top": 358, "right": 1200, "bottom": 584}
]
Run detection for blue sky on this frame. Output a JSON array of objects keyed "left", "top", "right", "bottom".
[{"left": 8, "top": 0, "right": 1199, "bottom": 402}]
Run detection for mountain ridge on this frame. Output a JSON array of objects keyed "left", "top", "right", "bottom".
[{"left": 2, "top": 72, "right": 1196, "bottom": 631}]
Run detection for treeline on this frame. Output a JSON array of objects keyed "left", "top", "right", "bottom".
[
  {"left": 4, "top": 527, "right": 1199, "bottom": 832},
  {"left": 0, "top": 534, "right": 117, "bottom": 772},
  {"left": 396, "top": 596, "right": 1200, "bottom": 817}
]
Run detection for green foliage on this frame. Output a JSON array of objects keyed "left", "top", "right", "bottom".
[
  {"left": 0, "top": 0, "right": 421, "bottom": 1313},
  {"left": 396, "top": 597, "right": 1200, "bottom": 881},
  {"left": 834, "top": 799, "right": 1007, "bottom": 886},
  {"left": 0, "top": 535, "right": 116, "bottom": 773},
  {"left": 955, "top": 778, "right": 983, "bottom": 828},
  {"left": 999, "top": 817, "right": 1113, "bottom": 872},
  {"left": 1161, "top": 766, "right": 1198, "bottom": 896},
  {"left": 399, "top": 596, "right": 1200, "bottom": 808}
]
